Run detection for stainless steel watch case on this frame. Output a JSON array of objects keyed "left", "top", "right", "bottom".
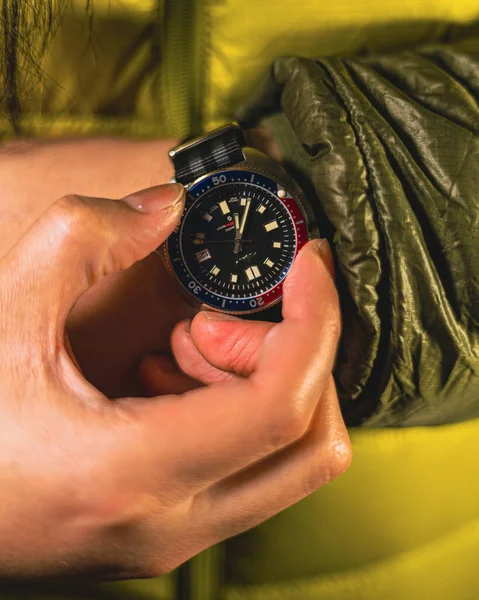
[{"left": 161, "top": 146, "right": 320, "bottom": 315}]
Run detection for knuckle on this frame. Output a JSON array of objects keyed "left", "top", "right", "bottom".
[
  {"left": 56, "top": 193, "right": 89, "bottom": 215},
  {"left": 53, "top": 194, "right": 93, "bottom": 239},
  {"left": 326, "top": 437, "right": 353, "bottom": 480},
  {"left": 303, "top": 437, "right": 352, "bottom": 495},
  {"left": 269, "top": 400, "right": 310, "bottom": 449}
]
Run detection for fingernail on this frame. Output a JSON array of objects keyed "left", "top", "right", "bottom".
[
  {"left": 315, "top": 238, "right": 336, "bottom": 280},
  {"left": 202, "top": 311, "right": 240, "bottom": 321},
  {"left": 122, "top": 183, "right": 185, "bottom": 213}
]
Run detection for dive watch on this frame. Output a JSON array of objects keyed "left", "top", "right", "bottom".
[{"left": 161, "top": 124, "right": 318, "bottom": 321}]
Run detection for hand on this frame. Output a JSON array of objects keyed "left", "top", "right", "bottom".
[
  {"left": 66, "top": 248, "right": 196, "bottom": 399},
  {"left": 234, "top": 198, "right": 252, "bottom": 254},
  {"left": 234, "top": 212, "right": 240, "bottom": 231},
  {"left": 0, "top": 180, "right": 350, "bottom": 580},
  {"left": 0, "top": 137, "right": 196, "bottom": 401}
]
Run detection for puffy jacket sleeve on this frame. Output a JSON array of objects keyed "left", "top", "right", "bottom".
[{"left": 239, "top": 28, "right": 479, "bottom": 427}]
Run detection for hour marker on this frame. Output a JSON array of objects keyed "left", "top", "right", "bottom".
[
  {"left": 219, "top": 201, "right": 230, "bottom": 215},
  {"left": 230, "top": 274, "right": 238, "bottom": 283},
  {"left": 264, "top": 258, "right": 274, "bottom": 268},
  {"left": 264, "top": 220, "right": 279, "bottom": 232},
  {"left": 257, "top": 204, "right": 266, "bottom": 214},
  {"left": 277, "top": 189, "right": 286, "bottom": 198},
  {"left": 245, "top": 266, "right": 261, "bottom": 281},
  {"left": 210, "top": 265, "right": 220, "bottom": 276},
  {"left": 240, "top": 198, "right": 247, "bottom": 206},
  {"left": 273, "top": 242, "right": 282, "bottom": 248},
  {"left": 203, "top": 213, "right": 213, "bottom": 222}
]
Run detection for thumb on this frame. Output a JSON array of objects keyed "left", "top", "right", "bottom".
[{"left": 4, "top": 183, "right": 184, "bottom": 323}]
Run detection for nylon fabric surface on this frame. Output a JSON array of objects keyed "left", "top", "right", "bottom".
[
  {"left": 2, "top": 1, "right": 479, "bottom": 138},
  {"left": 240, "top": 31, "right": 479, "bottom": 427},
  {"left": 204, "top": 0, "right": 479, "bottom": 130}
]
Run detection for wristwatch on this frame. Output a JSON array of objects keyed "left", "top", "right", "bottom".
[{"left": 161, "top": 124, "right": 318, "bottom": 322}]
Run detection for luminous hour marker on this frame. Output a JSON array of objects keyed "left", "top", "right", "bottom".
[
  {"left": 219, "top": 201, "right": 230, "bottom": 215},
  {"left": 203, "top": 213, "right": 213, "bottom": 222},
  {"left": 240, "top": 198, "right": 247, "bottom": 206},
  {"left": 257, "top": 204, "right": 266, "bottom": 214},
  {"left": 264, "top": 220, "right": 279, "bottom": 232},
  {"left": 273, "top": 241, "right": 282, "bottom": 248},
  {"left": 245, "top": 266, "right": 261, "bottom": 281},
  {"left": 210, "top": 265, "right": 220, "bottom": 276},
  {"left": 264, "top": 258, "right": 274, "bottom": 268},
  {"left": 230, "top": 274, "right": 238, "bottom": 283}
]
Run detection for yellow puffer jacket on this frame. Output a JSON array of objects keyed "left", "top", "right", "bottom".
[{"left": 3, "top": 1, "right": 479, "bottom": 599}]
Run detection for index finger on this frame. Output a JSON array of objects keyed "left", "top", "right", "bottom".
[{"left": 123, "top": 240, "right": 341, "bottom": 487}]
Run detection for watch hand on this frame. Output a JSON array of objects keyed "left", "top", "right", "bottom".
[
  {"left": 239, "top": 199, "right": 251, "bottom": 237},
  {"left": 234, "top": 198, "right": 251, "bottom": 254},
  {"left": 234, "top": 212, "right": 240, "bottom": 236}
]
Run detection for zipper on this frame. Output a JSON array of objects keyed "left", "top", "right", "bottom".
[{"left": 163, "top": 0, "right": 208, "bottom": 138}]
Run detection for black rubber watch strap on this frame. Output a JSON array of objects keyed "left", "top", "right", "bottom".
[{"left": 170, "top": 124, "right": 246, "bottom": 185}]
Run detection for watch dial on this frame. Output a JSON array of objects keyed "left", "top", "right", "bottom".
[{"left": 166, "top": 169, "right": 309, "bottom": 313}]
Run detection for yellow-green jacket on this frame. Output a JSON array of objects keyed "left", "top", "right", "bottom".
[{"left": 3, "top": 1, "right": 479, "bottom": 599}]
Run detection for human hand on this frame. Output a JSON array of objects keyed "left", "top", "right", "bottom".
[
  {"left": 0, "top": 137, "right": 196, "bottom": 400},
  {"left": 65, "top": 129, "right": 279, "bottom": 398},
  {"left": 66, "top": 245, "right": 197, "bottom": 399},
  {"left": 0, "top": 181, "right": 349, "bottom": 581}
]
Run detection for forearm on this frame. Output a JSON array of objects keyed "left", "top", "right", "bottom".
[{"left": 0, "top": 137, "right": 177, "bottom": 258}]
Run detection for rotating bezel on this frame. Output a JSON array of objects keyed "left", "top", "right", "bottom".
[{"left": 162, "top": 149, "right": 317, "bottom": 315}]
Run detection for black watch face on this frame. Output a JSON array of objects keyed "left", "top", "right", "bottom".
[{"left": 166, "top": 169, "right": 309, "bottom": 313}]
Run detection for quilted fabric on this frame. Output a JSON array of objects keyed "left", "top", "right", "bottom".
[{"left": 240, "top": 29, "right": 479, "bottom": 426}]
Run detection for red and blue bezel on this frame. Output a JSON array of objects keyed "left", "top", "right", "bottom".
[{"left": 166, "top": 169, "right": 309, "bottom": 314}]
